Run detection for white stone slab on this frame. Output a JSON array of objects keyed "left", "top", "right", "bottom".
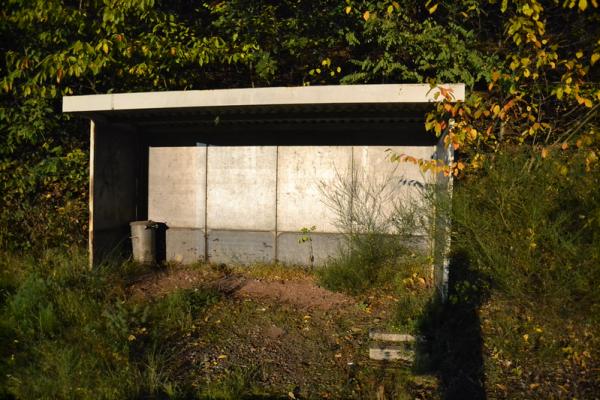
[
  {"left": 369, "top": 332, "right": 420, "bottom": 342},
  {"left": 148, "top": 146, "right": 206, "bottom": 228},
  {"left": 277, "top": 146, "right": 352, "bottom": 233},
  {"left": 207, "top": 146, "right": 277, "bottom": 231},
  {"left": 63, "top": 84, "right": 466, "bottom": 112},
  {"left": 369, "top": 345, "right": 414, "bottom": 362}
]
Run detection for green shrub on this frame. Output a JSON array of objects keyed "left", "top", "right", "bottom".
[
  {"left": 317, "top": 233, "right": 414, "bottom": 294},
  {"left": 0, "top": 248, "right": 220, "bottom": 399},
  {"left": 451, "top": 148, "right": 600, "bottom": 317},
  {"left": 446, "top": 148, "right": 600, "bottom": 398}
]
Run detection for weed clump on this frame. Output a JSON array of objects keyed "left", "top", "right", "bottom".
[{"left": 0, "top": 249, "right": 219, "bottom": 399}]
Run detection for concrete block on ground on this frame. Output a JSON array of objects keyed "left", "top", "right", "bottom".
[
  {"left": 166, "top": 227, "right": 205, "bottom": 264},
  {"left": 207, "top": 230, "right": 275, "bottom": 264},
  {"left": 369, "top": 332, "right": 418, "bottom": 342},
  {"left": 369, "top": 344, "right": 415, "bottom": 362}
]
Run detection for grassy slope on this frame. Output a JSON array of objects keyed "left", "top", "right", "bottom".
[{"left": 0, "top": 252, "right": 438, "bottom": 399}]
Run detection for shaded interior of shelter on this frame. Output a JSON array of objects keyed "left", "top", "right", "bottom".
[{"left": 89, "top": 106, "right": 442, "bottom": 267}]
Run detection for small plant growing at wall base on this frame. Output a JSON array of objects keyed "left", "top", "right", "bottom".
[{"left": 298, "top": 226, "right": 317, "bottom": 269}]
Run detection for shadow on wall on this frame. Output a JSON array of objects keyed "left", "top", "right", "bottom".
[{"left": 418, "top": 251, "right": 488, "bottom": 400}]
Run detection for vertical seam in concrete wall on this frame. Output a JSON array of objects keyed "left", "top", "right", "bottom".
[
  {"left": 88, "top": 120, "right": 95, "bottom": 269},
  {"left": 274, "top": 145, "right": 279, "bottom": 261},
  {"left": 350, "top": 145, "right": 355, "bottom": 237},
  {"left": 204, "top": 145, "right": 209, "bottom": 262}
]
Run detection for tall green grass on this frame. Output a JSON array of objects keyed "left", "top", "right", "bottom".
[
  {"left": 451, "top": 148, "right": 600, "bottom": 317},
  {"left": 0, "top": 249, "right": 219, "bottom": 399},
  {"left": 444, "top": 148, "right": 600, "bottom": 398}
]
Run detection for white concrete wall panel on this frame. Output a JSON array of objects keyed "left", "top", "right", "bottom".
[
  {"left": 208, "top": 231, "right": 275, "bottom": 264},
  {"left": 148, "top": 146, "right": 206, "bottom": 228},
  {"left": 352, "top": 146, "right": 436, "bottom": 223},
  {"left": 276, "top": 232, "right": 346, "bottom": 266},
  {"left": 207, "top": 146, "right": 277, "bottom": 231},
  {"left": 277, "top": 146, "right": 352, "bottom": 233},
  {"left": 166, "top": 228, "right": 205, "bottom": 264}
]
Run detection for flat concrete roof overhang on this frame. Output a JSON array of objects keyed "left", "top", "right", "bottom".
[{"left": 63, "top": 84, "right": 465, "bottom": 126}]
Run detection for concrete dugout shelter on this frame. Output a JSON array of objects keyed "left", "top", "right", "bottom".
[{"left": 63, "top": 84, "right": 463, "bottom": 276}]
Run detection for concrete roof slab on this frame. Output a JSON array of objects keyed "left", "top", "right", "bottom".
[{"left": 63, "top": 84, "right": 465, "bottom": 114}]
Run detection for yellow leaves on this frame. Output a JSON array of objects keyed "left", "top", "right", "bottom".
[
  {"left": 345, "top": 6, "right": 351, "bottom": 14},
  {"left": 492, "top": 104, "right": 501, "bottom": 116},
  {"left": 586, "top": 150, "right": 598, "bottom": 171},
  {"left": 468, "top": 128, "right": 478, "bottom": 141},
  {"left": 102, "top": 42, "right": 109, "bottom": 54},
  {"left": 579, "top": 0, "right": 588, "bottom": 11},
  {"left": 523, "top": 333, "right": 529, "bottom": 342},
  {"left": 428, "top": 3, "right": 438, "bottom": 14},
  {"left": 576, "top": 50, "right": 584, "bottom": 59},
  {"left": 363, "top": 10, "right": 370, "bottom": 21},
  {"left": 127, "top": 334, "right": 136, "bottom": 341},
  {"left": 591, "top": 53, "right": 600, "bottom": 65},
  {"left": 541, "top": 148, "right": 548, "bottom": 158}
]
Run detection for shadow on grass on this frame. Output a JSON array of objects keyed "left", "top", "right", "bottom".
[{"left": 417, "top": 252, "right": 488, "bottom": 400}]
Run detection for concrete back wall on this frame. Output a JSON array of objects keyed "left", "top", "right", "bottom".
[{"left": 148, "top": 144, "right": 435, "bottom": 265}]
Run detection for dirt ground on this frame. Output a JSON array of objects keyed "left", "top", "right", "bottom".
[{"left": 127, "top": 264, "right": 438, "bottom": 399}]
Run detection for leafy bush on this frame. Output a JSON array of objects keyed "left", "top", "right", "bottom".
[
  {"left": 452, "top": 148, "right": 600, "bottom": 315},
  {"left": 445, "top": 148, "right": 600, "bottom": 398},
  {"left": 316, "top": 164, "right": 434, "bottom": 295}
]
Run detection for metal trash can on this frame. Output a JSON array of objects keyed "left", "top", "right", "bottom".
[{"left": 130, "top": 221, "right": 158, "bottom": 264}]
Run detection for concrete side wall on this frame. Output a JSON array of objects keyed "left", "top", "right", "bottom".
[
  {"left": 91, "top": 122, "right": 140, "bottom": 264},
  {"left": 277, "top": 146, "right": 352, "bottom": 233},
  {"left": 148, "top": 146, "right": 206, "bottom": 228}
]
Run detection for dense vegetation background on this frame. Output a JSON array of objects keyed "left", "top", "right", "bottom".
[{"left": 1, "top": 0, "right": 599, "bottom": 398}]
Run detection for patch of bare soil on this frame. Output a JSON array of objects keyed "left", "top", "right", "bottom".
[
  {"left": 127, "top": 266, "right": 218, "bottom": 300},
  {"left": 126, "top": 265, "right": 438, "bottom": 398},
  {"left": 214, "top": 275, "right": 351, "bottom": 311},
  {"left": 129, "top": 266, "right": 352, "bottom": 311}
]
